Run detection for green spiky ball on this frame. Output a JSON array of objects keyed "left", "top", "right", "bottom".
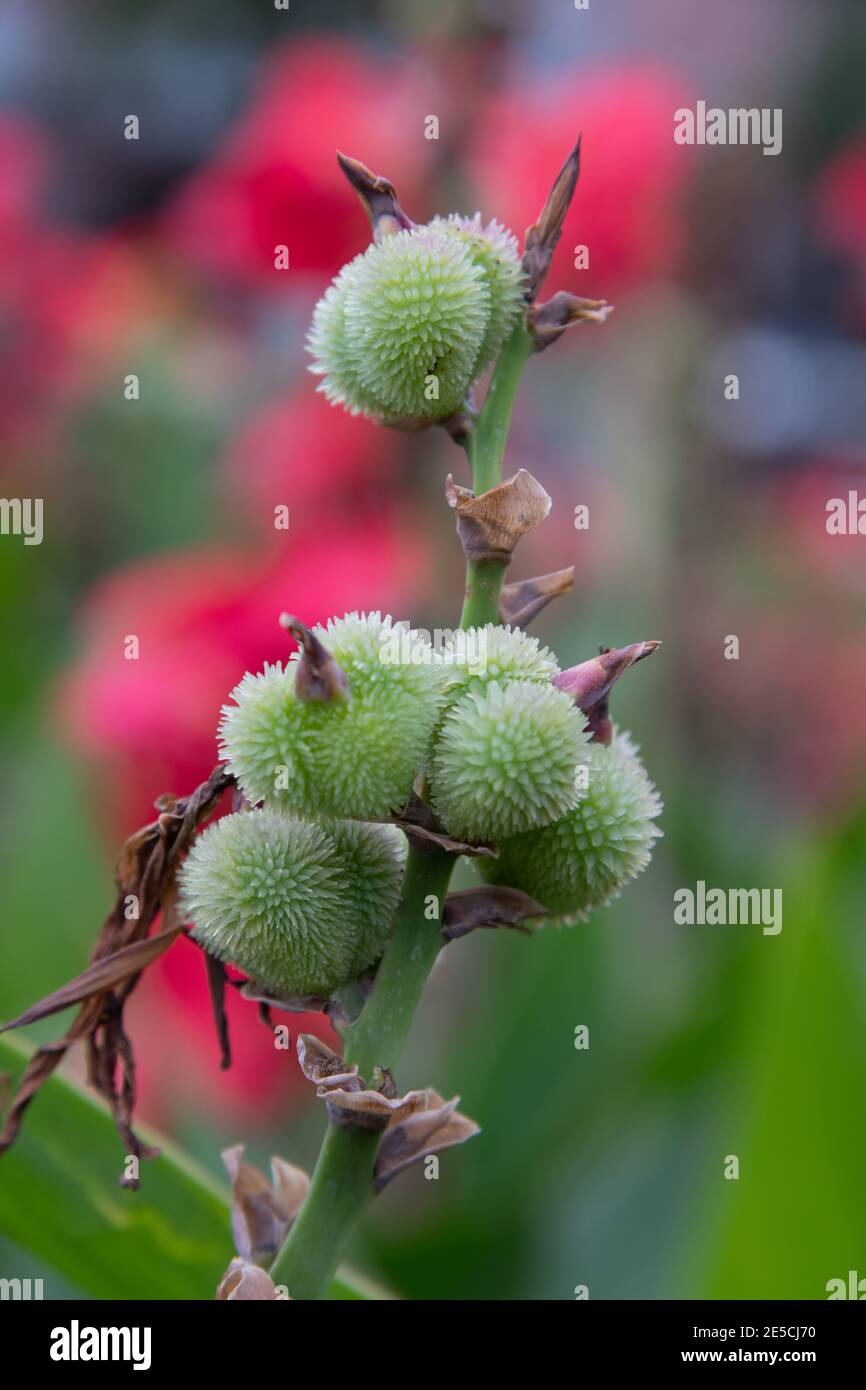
[
  {"left": 431, "top": 214, "right": 526, "bottom": 374},
  {"left": 429, "top": 679, "right": 589, "bottom": 843},
  {"left": 480, "top": 732, "right": 663, "bottom": 920},
  {"left": 442, "top": 624, "right": 559, "bottom": 706},
  {"left": 307, "top": 218, "right": 524, "bottom": 423},
  {"left": 326, "top": 819, "right": 405, "bottom": 975},
  {"left": 219, "top": 613, "right": 449, "bottom": 820},
  {"left": 179, "top": 810, "right": 405, "bottom": 998}
]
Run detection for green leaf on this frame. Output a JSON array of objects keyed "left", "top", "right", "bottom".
[
  {"left": 688, "top": 813, "right": 866, "bottom": 1298},
  {"left": 0, "top": 1035, "right": 388, "bottom": 1300},
  {"left": 0, "top": 1034, "right": 230, "bottom": 1299}
]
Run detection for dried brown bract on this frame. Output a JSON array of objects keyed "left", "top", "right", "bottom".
[
  {"left": 216, "top": 1257, "right": 282, "bottom": 1301},
  {"left": 374, "top": 1090, "right": 480, "bottom": 1192},
  {"left": 279, "top": 612, "right": 347, "bottom": 703},
  {"left": 296, "top": 1035, "right": 479, "bottom": 1175},
  {"left": 554, "top": 641, "right": 661, "bottom": 744},
  {"left": 441, "top": 885, "right": 548, "bottom": 941},
  {"left": 392, "top": 791, "right": 496, "bottom": 858},
  {"left": 499, "top": 567, "right": 575, "bottom": 627},
  {"left": 527, "top": 291, "right": 614, "bottom": 351},
  {"left": 336, "top": 151, "right": 416, "bottom": 242},
  {"left": 522, "top": 137, "right": 581, "bottom": 302},
  {"left": 446, "top": 468, "right": 551, "bottom": 565},
  {"left": 222, "top": 1144, "right": 309, "bottom": 1268},
  {"left": 0, "top": 764, "right": 234, "bottom": 1182}
]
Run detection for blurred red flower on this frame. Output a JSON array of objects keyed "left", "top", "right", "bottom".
[
  {"left": 220, "top": 387, "right": 403, "bottom": 538},
  {"left": 772, "top": 456, "right": 866, "bottom": 593},
  {"left": 58, "top": 523, "right": 426, "bottom": 831},
  {"left": 814, "top": 134, "right": 866, "bottom": 264},
  {"left": 683, "top": 462, "right": 866, "bottom": 817},
  {"left": 813, "top": 134, "right": 866, "bottom": 326},
  {"left": 162, "top": 38, "right": 441, "bottom": 285},
  {"left": 692, "top": 613, "right": 866, "bottom": 816},
  {"left": 467, "top": 66, "right": 691, "bottom": 296},
  {"left": 0, "top": 113, "right": 160, "bottom": 452},
  {"left": 127, "top": 933, "right": 331, "bottom": 1132}
]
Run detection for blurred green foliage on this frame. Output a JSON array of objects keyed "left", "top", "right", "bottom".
[{"left": 0, "top": 1035, "right": 389, "bottom": 1300}]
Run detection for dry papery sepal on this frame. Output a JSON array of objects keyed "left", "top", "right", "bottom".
[{"left": 0, "top": 137, "right": 661, "bottom": 1307}]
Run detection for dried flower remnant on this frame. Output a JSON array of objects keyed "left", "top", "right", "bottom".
[
  {"left": 527, "top": 291, "right": 614, "bottom": 351},
  {"left": 297, "top": 1035, "right": 479, "bottom": 1180},
  {"left": 215, "top": 1258, "right": 282, "bottom": 1301},
  {"left": 335, "top": 151, "right": 416, "bottom": 243},
  {"left": 446, "top": 468, "right": 552, "bottom": 564},
  {"left": 441, "top": 885, "right": 547, "bottom": 941},
  {"left": 522, "top": 137, "right": 583, "bottom": 302},
  {"left": 296, "top": 1032, "right": 427, "bottom": 1131},
  {"left": 279, "top": 613, "right": 348, "bottom": 703},
  {"left": 0, "top": 764, "right": 235, "bottom": 1180},
  {"left": 499, "top": 567, "right": 575, "bottom": 628},
  {"left": 374, "top": 1090, "right": 480, "bottom": 1192},
  {"left": 222, "top": 1144, "right": 309, "bottom": 1268},
  {"left": 389, "top": 790, "right": 498, "bottom": 857}
]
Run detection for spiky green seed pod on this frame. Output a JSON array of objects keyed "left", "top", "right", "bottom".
[
  {"left": 431, "top": 214, "right": 526, "bottom": 374},
  {"left": 219, "top": 613, "right": 449, "bottom": 820},
  {"left": 326, "top": 819, "right": 405, "bottom": 975},
  {"left": 308, "top": 227, "right": 485, "bottom": 421},
  {"left": 442, "top": 623, "right": 559, "bottom": 706},
  {"left": 179, "top": 810, "right": 404, "bottom": 998},
  {"left": 479, "top": 731, "right": 663, "bottom": 921},
  {"left": 307, "top": 219, "right": 524, "bottom": 424},
  {"left": 304, "top": 269, "right": 384, "bottom": 419},
  {"left": 429, "top": 679, "right": 589, "bottom": 843}
]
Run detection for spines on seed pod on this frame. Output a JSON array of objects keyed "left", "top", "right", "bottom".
[
  {"left": 479, "top": 731, "right": 663, "bottom": 921},
  {"left": 307, "top": 214, "right": 524, "bottom": 426},
  {"left": 219, "top": 613, "right": 449, "bottom": 820},
  {"left": 442, "top": 623, "right": 560, "bottom": 705},
  {"left": 325, "top": 820, "right": 406, "bottom": 975},
  {"left": 179, "top": 809, "right": 405, "bottom": 998},
  {"left": 429, "top": 678, "right": 590, "bottom": 843}
]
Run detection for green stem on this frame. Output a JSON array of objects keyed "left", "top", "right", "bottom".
[
  {"left": 270, "top": 318, "right": 533, "bottom": 1301},
  {"left": 459, "top": 556, "right": 510, "bottom": 630},
  {"left": 460, "top": 323, "right": 533, "bottom": 628},
  {"left": 344, "top": 847, "right": 456, "bottom": 1078},
  {"left": 270, "top": 846, "right": 455, "bottom": 1299},
  {"left": 269, "top": 1123, "right": 381, "bottom": 1300},
  {"left": 467, "top": 322, "right": 533, "bottom": 494}
]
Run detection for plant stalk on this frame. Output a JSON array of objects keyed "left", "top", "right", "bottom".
[
  {"left": 459, "top": 556, "right": 510, "bottom": 630},
  {"left": 466, "top": 322, "right": 533, "bottom": 494},
  {"left": 344, "top": 846, "right": 456, "bottom": 1078},
  {"left": 270, "top": 317, "right": 532, "bottom": 1300},
  {"left": 269, "top": 1123, "right": 382, "bottom": 1300}
]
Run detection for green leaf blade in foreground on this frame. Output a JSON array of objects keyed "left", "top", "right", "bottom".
[
  {"left": 0, "top": 1035, "right": 387, "bottom": 1300},
  {"left": 0, "top": 1035, "right": 229, "bottom": 1300}
]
